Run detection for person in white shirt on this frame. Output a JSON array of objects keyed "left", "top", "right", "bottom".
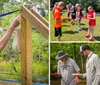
[
  {"left": 74, "top": 45, "right": 100, "bottom": 85},
  {"left": 55, "top": 50, "right": 80, "bottom": 85}
]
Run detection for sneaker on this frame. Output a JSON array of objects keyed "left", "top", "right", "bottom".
[
  {"left": 71, "top": 22, "right": 74, "bottom": 25},
  {"left": 85, "top": 34, "right": 90, "bottom": 37},
  {"left": 76, "top": 27, "right": 82, "bottom": 31},
  {"left": 88, "top": 37, "right": 94, "bottom": 41}
]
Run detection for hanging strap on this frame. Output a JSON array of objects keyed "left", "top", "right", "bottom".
[
  {"left": 0, "top": 27, "right": 3, "bottom": 34},
  {"left": 12, "top": 28, "right": 21, "bottom": 54}
]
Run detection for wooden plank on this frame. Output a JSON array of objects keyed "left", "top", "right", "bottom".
[
  {"left": 20, "top": 15, "right": 32, "bottom": 85},
  {"left": 31, "top": 9, "right": 49, "bottom": 27},
  {"left": 20, "top": 6, "right": 49, "bottom": 38}
]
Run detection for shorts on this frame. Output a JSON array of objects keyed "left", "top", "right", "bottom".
[
  {"left": 77, "top": 17, "right": 82, "bottom": 23},
  {"left": 71, "top": 15, "right": 76, "bottom": 19},
  {"left": 55, "top": 27, "right": 62, "bottom": 37},
  {"left": 71, "top": 13, "right": 76, "bottom": 19},
  {"left": 89, "top": 20, "right": 96, "bottom": 26}
]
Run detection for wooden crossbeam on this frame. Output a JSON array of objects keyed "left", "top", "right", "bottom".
[
  {"left": 21, "top": 6, "right": 49, "bottom": 38},
  {"left": 31, "top": 9, "right": 49, "bottom": 27}
]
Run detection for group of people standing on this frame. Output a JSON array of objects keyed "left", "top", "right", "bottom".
[
  {"left": 66, "top": 3, "right": 82, "bottom": 28},
  {"left": 55, "top": 45, "right": 100, "bottom": 85},
  {"left": 52, "top": 1, "right": 96, "bottom": 41}
]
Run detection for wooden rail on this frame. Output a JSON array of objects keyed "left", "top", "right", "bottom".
[
  {"left": 21, "top": 6, "right": 49, "bottom": 38},
  {"left": 20, "top": 6, "right": 49, "bottom": 85}
]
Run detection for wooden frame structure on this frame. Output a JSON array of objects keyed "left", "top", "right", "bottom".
[{"left": 20, "top": 6, "right": 49, "bottom": 85}]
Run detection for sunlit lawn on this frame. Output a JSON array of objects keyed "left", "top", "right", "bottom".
[{"left": 50, "top": 11, "right": 100, "bottom": 41}]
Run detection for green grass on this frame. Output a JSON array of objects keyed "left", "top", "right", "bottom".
[
  {"left": 50, "top": 11, "right": 100, "bottom": 41},
  {"left": 32, "top": 61, "right": 48, "bottom": 76},
  {"left": 0, "top": 58, "right": 48, "bottom": 82}
]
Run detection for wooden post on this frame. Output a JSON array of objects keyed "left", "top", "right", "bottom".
[
  {"left": 20, "top": 15, "right": 32, "bottom": 85},
  {"left": 20, "top": 6, "right": 49, "bottom": 85}
]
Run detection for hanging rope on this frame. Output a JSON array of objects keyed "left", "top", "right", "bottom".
[{"left": 0, "top": 10, "right": 19, "bottom": 17}]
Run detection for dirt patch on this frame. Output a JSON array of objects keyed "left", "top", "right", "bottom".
[{"left": 51, "top": 80, "right": 86, "bottom": 85}]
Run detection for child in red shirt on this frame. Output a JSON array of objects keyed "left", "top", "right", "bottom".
[{"left": 85, "top": 6, "right": 96, "bottom": 40}]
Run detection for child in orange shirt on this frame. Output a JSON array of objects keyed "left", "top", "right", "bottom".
[{"left": 53, "top": 1, "right": 65, "bottom": 41}]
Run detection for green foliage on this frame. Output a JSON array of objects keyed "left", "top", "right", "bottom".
[
  {"left": 96, "top": 4, "right": 100, "bottom": 12},
  {"left": 50, "top": 0, "right": 79, "bottom": 8},
  {"left": 32, "top": 60, "right": 48, "bottom": 76},
  {"left": 32, "top": 30, "right": 49, "bottom": 76},
  {"left": 0, "top": 0, "right": 9, "bottom": 13},
  {"left": 79, "top": 0, "right": 99, "bottom": 12},
  {"left": 50, "top": 0, "right": 100, "bottom": 12}
]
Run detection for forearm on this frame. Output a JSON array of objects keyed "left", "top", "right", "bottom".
[
  {"left": 77, "top": 12, "right": 80, "bottom": 17},
  {"left": 0, "top": 16, "right": 20, "bottom": 51},
  {"left": 87, "top": 17, "right": 95, "bottom": 20},
  {"left": 74, "top": 71, "right": 80, "bottom": 83},
  {"left": 57, "top": 69, "right": 61, "bottom": 76},
  {"left": 75, "top": 71, "right": 80, "bottom": 78},
  {"left": 55, "top": 18, "right": 63, "bottom": 22}
]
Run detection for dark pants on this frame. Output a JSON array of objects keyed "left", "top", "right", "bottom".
[
  {"left": 55, "top": 27, "right": 62, "bottom": 37},
  {"left": 68, "top": 13, "right": 70, "bottom": 18}
]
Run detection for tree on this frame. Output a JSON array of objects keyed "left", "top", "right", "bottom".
[
  {"left": 0, "top": 0, "right": 9, "bottom": 13},
  {"left": 50, "top": 0, "right": 100, "bottom": 12},
  {"left": 50, "top": 0, "right": 79, "bottom": 8},
  {"left": 79, "top": 0, "right": 99, "bottom": 12}
]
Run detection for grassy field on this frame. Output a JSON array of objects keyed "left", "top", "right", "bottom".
[{"left": 50, "top": 11, "right": 100, "bottom": 41}]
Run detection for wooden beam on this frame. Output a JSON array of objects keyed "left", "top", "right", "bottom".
[
  {"left": 31, "top": 9, "right": 49, "bottom": 27},
  {"left": 20, "top": 6, "right": 49, "bottom": 38},
  {"left": 20, "top": 15, "right": 32, "bottom": 85}
]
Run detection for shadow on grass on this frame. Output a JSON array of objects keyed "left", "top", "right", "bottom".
[
  {"left": 62, "top": 21, "right": 70, "bottom": 23},
  {"left": 62, "top": 30, "right": 79, "bottom": 34},
  {"left": 62, "top": 25, "right": 70, "bottom": 27},
  {"left": 82, "top": 28, "right": 88, "bottom": 32},
  {"left": 94, "top": 36, "right": 100, "bottom": 41},
  {"left": 80, "top": 23, "right": 86, "bottom": 25}
]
